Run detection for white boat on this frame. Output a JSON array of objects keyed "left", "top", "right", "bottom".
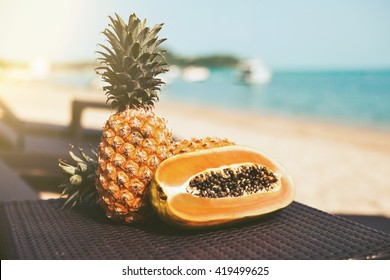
[
  {"left": 239, "top": 59, "right": 272, "bottom": 85},
  {"left": 182, "top": 66, "right": 210, "bottom": 82}
]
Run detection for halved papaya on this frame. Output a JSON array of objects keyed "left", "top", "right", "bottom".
[{"left": 150, "top": 145, "right": 294, "bottom": 229}]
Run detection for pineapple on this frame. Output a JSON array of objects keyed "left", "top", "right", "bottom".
[
  {"left": 171, "top": 137, "right": 234, "bottom": 155},
  {"left": 59, "top": 145, "right": 98, "bottom": 208},
  {"left": 95, "top": 13, "right": 172, "bottom": 223}
]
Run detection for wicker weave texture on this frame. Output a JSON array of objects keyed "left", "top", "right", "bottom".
[{"left": 0, "top": 199, "right": 389, "bottom": 259}]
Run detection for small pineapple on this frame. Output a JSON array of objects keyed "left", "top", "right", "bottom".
[
  {"left": 171, "top": 137, "right": 235, "bottom": 155},
  {"left": 95, "top": 13, "right": 172, "bottom": 223},
  {"left": 59, "top": 145, "right": 98, "bottom": 208}
]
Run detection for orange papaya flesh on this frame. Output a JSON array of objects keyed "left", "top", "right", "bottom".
[{"left": 150, "top": 145, "right": 295, "bottom": 229}]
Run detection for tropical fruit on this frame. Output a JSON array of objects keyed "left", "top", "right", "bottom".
[
  {"left": 59, "top": 145, "right": 98, "bottom": 208},
  {"left": 150, "top": 145, "right": 295, "bottom": 229},
  {"left": 94, "top": 13, "right": 172, "bottom": 223}
]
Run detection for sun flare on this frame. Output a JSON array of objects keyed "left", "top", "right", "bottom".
[
  {"left": 29, "top": 58, "right": 51, "bottom": 79},
  {"left": 0, "top": 0, "right": 84, "bottom": 62}
]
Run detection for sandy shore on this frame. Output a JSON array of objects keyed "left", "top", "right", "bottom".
[{"left": 1, "top": 81, "right": 390, "bottom": 217}]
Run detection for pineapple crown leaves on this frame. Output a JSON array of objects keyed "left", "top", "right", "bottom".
[
  {"left": 58, "top": 144, "right": 98, "bottom": 209},
  {"left": 96, "top": 13, "right": 169, "bottom": 111}
]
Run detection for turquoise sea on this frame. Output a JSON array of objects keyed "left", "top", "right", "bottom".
[
  {"left": 52, "top": 68, "right": 390, "bottom": 132},
  {"left": 163, "top": 69, "right": 390, "bottom": 131}
]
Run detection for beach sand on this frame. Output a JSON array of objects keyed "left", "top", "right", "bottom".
[{"left": 1, "top": 81, "right": 390, "bottom": 217}]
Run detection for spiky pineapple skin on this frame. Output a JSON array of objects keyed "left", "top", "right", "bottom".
[
  {"left": 59, "top": 145, "right": 98, "bottom": 208},
  {"left": 96, "top": 108, "right": 172, "bottom": 223},
  {"left": 171, "top": 137, "right": 235, "bottom": 155}
]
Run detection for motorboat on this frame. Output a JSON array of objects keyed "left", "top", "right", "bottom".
[{"left": 239, "top": 59, "right": 272, "bottom": 85}]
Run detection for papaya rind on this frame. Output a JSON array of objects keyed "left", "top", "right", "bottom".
[{"left": 150, "top": 145, "right": 295, "bottom": 229}]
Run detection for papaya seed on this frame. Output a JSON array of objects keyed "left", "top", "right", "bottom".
[{"left": 187, "top": 163, "right": 279, "bottom": 198}]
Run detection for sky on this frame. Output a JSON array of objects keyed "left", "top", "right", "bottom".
[{"left": 0, "top": 0, "right": 389, "bottom": 70}]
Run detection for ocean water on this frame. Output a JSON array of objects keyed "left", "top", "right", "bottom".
[
  {"left": 51, "top": 68, "right": 390, "bottom": 131},
  {"left": 163, "top": 69, "right": 390, "bottom": 131}
]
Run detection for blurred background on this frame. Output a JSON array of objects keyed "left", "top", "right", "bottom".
[{"left": 0, "top": 0, "right": 389, "bottom": 231}]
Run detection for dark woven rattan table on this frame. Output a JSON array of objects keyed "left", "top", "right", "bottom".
[{"left": 0, "top": 199, "right": 389, "bottom": 259}]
